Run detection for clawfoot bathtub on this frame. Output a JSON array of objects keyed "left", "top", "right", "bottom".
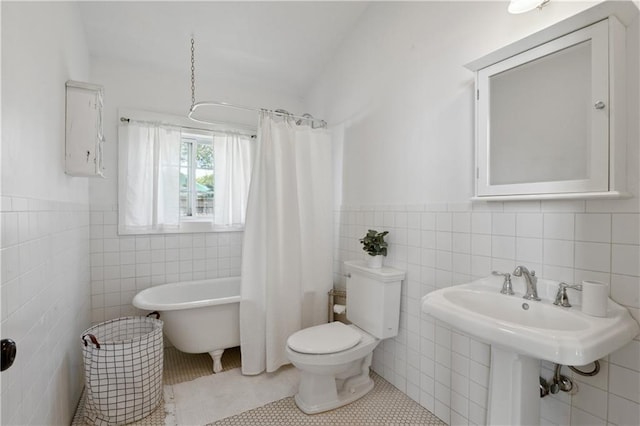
[{"left": 133, "top": 277, "right": 240, "bottom": 373}]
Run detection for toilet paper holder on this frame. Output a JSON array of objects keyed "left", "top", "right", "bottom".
[{"left": 328, "top": 289, "right": 349, "bottom": 323}]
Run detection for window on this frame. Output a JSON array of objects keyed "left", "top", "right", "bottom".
[
  {"left": 180, "top": 131, "right": 214, "bottom": 219},
  {"left": 118, "top": 109, "right": 254, "bottom": 235}
]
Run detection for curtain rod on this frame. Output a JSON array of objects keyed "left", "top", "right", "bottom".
[
  {"left": 189, "top": 101, "right": 328, "bottom": 129},
  {"left": 187, "top": 37, "right": 326, "bottom": 129},
  {"left": 120, "top": 116, "right": 256, "bottom": 138}
]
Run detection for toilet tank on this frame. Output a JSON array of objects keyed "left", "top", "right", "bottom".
[{"left": 344, "top": 260, "right": 405, "bottom": 339}]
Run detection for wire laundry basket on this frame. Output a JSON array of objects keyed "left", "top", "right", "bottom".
[{"left": 81, "top": 314, "right": 164, "bottom": 425}]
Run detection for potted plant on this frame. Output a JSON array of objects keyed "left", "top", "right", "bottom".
[{"left": 359, "top": 229, "right": 389, "bottom": 268}]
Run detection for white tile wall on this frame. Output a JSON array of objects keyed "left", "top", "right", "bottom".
[
  {"left": 88, "top": 204, "right": 243, "bottom": 323},
  {"left": 336, "top": 204, "right": 640, "bottom": 425},
  {"left": 607, "top": 393, "right": 640, "bottom": 425},
  {"left": 0, "top": 197, "right": 90, "bottom": 425}
]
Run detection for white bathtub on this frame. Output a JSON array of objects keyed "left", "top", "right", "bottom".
[{"left": 132, "top": 277, "right": 240, "bottom": 373}]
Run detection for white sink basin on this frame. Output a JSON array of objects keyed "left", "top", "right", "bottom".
[{"left": 422, "top": 276, "right": 639, "bottom": 366}]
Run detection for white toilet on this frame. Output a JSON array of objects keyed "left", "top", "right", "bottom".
[{"left": 286, "top": 260, "right": 405, "bottom": 414}]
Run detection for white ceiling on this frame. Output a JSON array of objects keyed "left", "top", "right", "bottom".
[{"left": 78, "top": 1, "right": 370, "bottom": 98}]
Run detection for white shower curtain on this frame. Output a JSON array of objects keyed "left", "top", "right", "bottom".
[{"left": 240, "top": 111, "right": 333, "bottom": 375}]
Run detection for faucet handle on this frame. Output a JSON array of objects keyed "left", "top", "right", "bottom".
[
  {"left": 559, "top": 282, "right": 582, "bottom": 291},
  {"left": 554, "top": 282, "right": 583, "bottom": 307},
  {"left": 492, "top": 271, "right": 515, "bottom": 295}
]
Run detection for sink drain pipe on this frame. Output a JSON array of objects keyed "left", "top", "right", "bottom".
[
  {"left": 539, "top": 360, "right": 600, "bottom": 397},
  {"left": 569, "top": 361, "right": 600, "bottom": 376}
]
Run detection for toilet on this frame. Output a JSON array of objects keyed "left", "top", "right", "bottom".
[{"left": 286, "top": 260, "right": 405, "bottom": 414}]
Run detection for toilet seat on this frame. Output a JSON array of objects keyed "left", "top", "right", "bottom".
[{"left": 288, "top": 322, "right": 361, "bottom": 354}]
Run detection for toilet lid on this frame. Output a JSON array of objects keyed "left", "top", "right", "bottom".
[{"left": 288, "top": 322, "right": 362, "bottom": 354}]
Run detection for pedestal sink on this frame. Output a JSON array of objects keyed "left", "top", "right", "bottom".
[{"left": 421, "top": 275, "right": 639, "bottom": 425}]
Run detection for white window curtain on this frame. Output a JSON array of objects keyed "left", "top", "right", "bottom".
[
  {"left": 213, "top": 133, "right": 254, "bottom": 227},
  {"left": 118, "top": 122, "right": 181, "bottom": 233}
]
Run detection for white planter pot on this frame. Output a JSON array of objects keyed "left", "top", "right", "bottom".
[{"left": 367, "top": 255, "right": 384, "bottom": 269}]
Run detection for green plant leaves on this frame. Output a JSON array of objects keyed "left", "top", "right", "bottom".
[{"left": 359, "top": 229, "right": 389, "bottom": 256}]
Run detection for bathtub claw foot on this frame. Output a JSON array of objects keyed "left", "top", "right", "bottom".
[{"left": 209, "top": 349, "right": 224, "bottom": 373}]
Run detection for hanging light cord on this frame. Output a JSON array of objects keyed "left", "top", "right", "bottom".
[{"left": 190, "top": 37, "right": 196, "bottom": 110}]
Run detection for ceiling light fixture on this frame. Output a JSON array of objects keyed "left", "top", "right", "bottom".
[{"left": 508, "top": 0, "right": 550, "bottom": 14}]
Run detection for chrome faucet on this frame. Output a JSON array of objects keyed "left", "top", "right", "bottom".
[{"left": 513, "top": 265, "right": 540, "bottom": 301}]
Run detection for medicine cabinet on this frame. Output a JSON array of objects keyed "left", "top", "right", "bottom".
[
  {"left": 65, "top": 80, "right": 105, "bottom": 177},
  {"left": 466, "top": 2, "right": 637, "bottom": 200}
]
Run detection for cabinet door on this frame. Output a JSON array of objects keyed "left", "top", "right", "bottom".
[
  {"left": 475, "top": 19, "right": 609, "bottom": 198},
  {"left": 65, "top": 82, "right": 104, "bottom": 177}
]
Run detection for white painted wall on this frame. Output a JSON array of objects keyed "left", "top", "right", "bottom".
[
  {"left": 307, "top": 1, "right": 640, "bottom": 425},
  {"left": 87, "top": 57, "right": 304, "bottom": 323},
  {"left": 310, "top": 1, "right": 618, "bottom": 207},
  {"left": 1, "top": 2, "right": 91, "bottom": 424}
]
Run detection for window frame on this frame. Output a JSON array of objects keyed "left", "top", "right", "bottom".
[{"left": 180, "top": 131, "right": 215, "bottom": 221}]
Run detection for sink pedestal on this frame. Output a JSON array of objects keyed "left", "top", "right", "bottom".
[{"left": 488, "top": 346, "right": 540, "bottom": 425}]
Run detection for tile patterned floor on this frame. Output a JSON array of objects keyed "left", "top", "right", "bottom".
[
  {"left": 72, "top": 346, "right": 446, "bottom": 426},
  {"left": 210, "top": 373, "right": 446, "bottom": 426}
]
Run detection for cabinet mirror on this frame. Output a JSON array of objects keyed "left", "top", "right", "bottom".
[{"left": 467, "top": 13, "right": 629, "bottom": 200}]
